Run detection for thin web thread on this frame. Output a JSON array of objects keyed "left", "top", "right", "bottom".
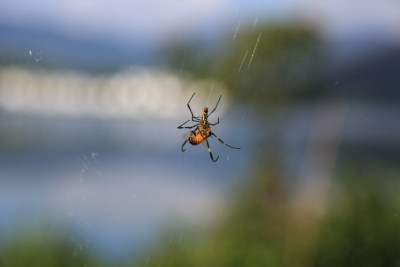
[{"left": 206, "top": 86, "right": 214, "bottom": 107}]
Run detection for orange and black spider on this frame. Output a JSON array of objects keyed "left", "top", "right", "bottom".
[{"left": 177, "top": 92, "right": 240, "bottom": 162}]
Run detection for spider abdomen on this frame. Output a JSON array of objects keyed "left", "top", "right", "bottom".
[
  {"left": 178, "top": 93, "right": 239, "bottom": 162},
  {"left": 189, "top": 123, "right": 211, "bottom": 146},
  {"left": 189, "top": 134, "right": 204, "bottom": 146}
]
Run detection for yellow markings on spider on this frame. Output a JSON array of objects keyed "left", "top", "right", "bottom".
[{"left": 177, "top": 92, "right": 240, "bottom": 162}]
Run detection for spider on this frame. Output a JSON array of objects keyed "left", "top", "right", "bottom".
[{"left": 177, "top": 92, "right": 240, "bottom": 162}]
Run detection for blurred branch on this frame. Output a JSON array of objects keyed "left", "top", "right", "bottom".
[{"left": 283, "top": 100, "right": 348, "bottom": 266}]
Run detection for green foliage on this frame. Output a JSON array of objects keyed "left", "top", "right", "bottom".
[
  {"left": 138, "top": 163, "right": 288, "bottom": 267},
  {"left": 1, "top": 164, "right": 400, "bottom": 267},
  {"left": 213, "top": 25, "right": 325, "bottom": 106},
  {"left": 0, "top": 223, "right": 99, "bottom": 267},
  {"left": 135, "top": 162, "right": 400, "bottom": 267},
  {"left": 315, "top": 167, "right": 400, "bottom": 267},
  {"left": 164, "top": 23, "right": 325, "bottom": 106}
]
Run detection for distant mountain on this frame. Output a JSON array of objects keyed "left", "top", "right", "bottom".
[
  {"left": 0, "top": 24, "right": 158, "bottom": 72},
  {"left": 326, "top": 44, "right": 400, "bottom": 102}
]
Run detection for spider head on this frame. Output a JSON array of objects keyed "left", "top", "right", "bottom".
[{"left": 202, "top": 107, "right": 208, "bottom": 123}]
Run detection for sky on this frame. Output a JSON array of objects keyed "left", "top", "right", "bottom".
[
  {"left": 292, "top": 0, "right": 400, "bottom": 42},
  {"left": 1, "top": 0, "right": 400, "bottom": 45}
]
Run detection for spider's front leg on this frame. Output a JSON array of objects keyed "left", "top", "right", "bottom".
[
  {"left": 177, "top": 120, "right": 198, "bottom": 129},
  {"left": 208, "top": 95, "right": 222, "bottom": 117},
  {"left": 209, "top": 117, "right": 220, "bottom": 126},
  {"left": 186, "top": 93, "right": 201, "bottom": 122}
]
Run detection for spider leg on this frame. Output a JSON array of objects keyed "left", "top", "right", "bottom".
[
  {"left": 208, "top": 95, "right": 222, "bottom": 117},
  {"left": 209, "top": 117, "right": 220, "bottom": 126},
  {"left": 186, "top": 92, "right": 199, "bottom": 121},
  {"left": 178, "top": 124, "right": 198, "bottom": 129},
  {"left": 181, "top": 130, "right": 197, "bottom": 152},
  {"left": 177, "top": 120, "right": 190, "bottom": 128},
  {"left": 211, "top": 132, "right": 241, "bottom": 149},
  {"left": 181, "top": 139, "right": 188, "bottom": 152},
  {"left": 177, "top": 120, "right": 197, "bottom": 129},
  {"left": 205, "top": 139, "right": 219, "bottom": 162}
]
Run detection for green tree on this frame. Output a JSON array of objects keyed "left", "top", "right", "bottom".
[{"left": 212, "top": 25, "right": 325, "bottom": 106}]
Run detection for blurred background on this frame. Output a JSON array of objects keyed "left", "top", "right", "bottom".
[{"left": 1, "top": 0, "right": 400, "bottom": 266}]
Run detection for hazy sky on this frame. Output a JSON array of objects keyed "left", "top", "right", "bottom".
[{"left": 1, "top": 0, "right": 400, "bottom": 44}]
